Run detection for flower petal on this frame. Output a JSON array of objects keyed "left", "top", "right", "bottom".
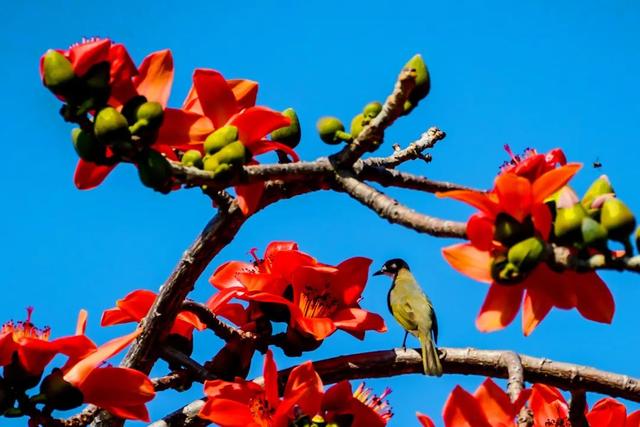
[
  {"left": 69, "top": 39, "right": 111, "bottom": 77},
  {"left": 251, "top": 139, "right": 300, "bottom": 162},
  {"left": 467, "top": 214, "right": 495, "bottom": 251},
  {"left": 529, "top": 384, "right": 568, "bottom": 425},
  {"left": 332, "top": 308, "right": 387, "bottom": 336},
  {"left": 473, "top": 378, "right": 518, "bottom": 425},
  {"left": 210, "top": 261, "right": 256, "bottom": 290},
  {"left": 73, "top": 160, "right": 116, "bottom": 190},
  {"left": 522, "top": 286, "right": 554, "bottom": 336},
  {"left": 155, "top": 108, "right": 212, "bottom": 149},
  {"left": 531, "top": 202, "right": 552, "bottom": 240},
  {"left": 334, "top": 257, "right": 372, "bottom": 305},
  {"left": 79, "top": 367, "right": 154, "bottom": 421},
  {"left": 436, "top": 190, "right": 498, "bottom": 217},
  {"left": 228, "top": 106, "right": 290, "bottom": 146},
  {"left": 198, "top": 398, "right": 255, "bottom": 426},
  {"left": 532, "top": 163, "right": 582, "bottom": 203},
  {"left": 417, "top": 412, "right": 436, "bottom": 427},
  {"left": 495, "top": 173, "right": 532, "bottom": 222},
  {"left": 228, "top": 79, "right": 259, "bottom": 110},
  {"left": 133, "top": 49, "right": 174, "bottom": 106},
  {"left": 574, "top": 272, "right": 614, "bottom": 324},
  {"left": 192, "top": 69, "right": 239, "bottom": 128},
  {"left": 587, "top": 397, "right": 627, "bottom": 427},
  {"left": 442, "top": 243, "right": 492, "bottom": 284},
  {"left": 235, "top": 182, "right": 264, "bottom": 216},
  {"left": 443, "top": 385, "right": 492, "bottom": 427},
  {"left": 476, "top": 285, "right": 523, "bottom": 332}
]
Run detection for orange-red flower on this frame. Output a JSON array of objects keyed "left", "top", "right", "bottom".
[
  {"left": 73, "top": 49, "right": 176, "bottom": 190},
  {"left": 439, "top": 159, "right": 614, "bottom": 335},
  {"left": 417, "top": 412, "right": 436, "bottom": 427},
  {"left": 198, "top": 350, "right": 323, "bottom": 427},
  {"left": 160, "top": 69, "right": 299, "bottom": 214},
  {"left": 58, "top": 329, "right": 155, "bottom": 421},
  {"left": 39, "top": 38, "right": 137, "bottom": 106},
  {"left": 500, "top": 146, "right": 567, "bottom": 181},
  {"left": 529, "top": 384, "right": 640, "bottom": 427},
  {"left": 209, "top": 242, "right": 386, "bottom": 341},
  {"left": 100, "top": 289, "right": 205, "bottom": 340},
  {"left": 199, "top": 351, "right": 391, "bottom": 427},
  {"left": 442, "top": 378, "right": 530, "bottom": 427},
  {"left": 0, "top": 308, "right": 95, "bottom": 377}
]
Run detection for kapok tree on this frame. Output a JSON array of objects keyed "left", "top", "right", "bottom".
[{"left": 1, "top": 37, "right": 638, "bottom": 426}]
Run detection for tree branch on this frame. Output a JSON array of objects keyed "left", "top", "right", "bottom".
[
  {"left": 569, "top": 389, "right": 588, "bottom": 427},
  {"left": 181, "top": 300, "right": 257, "bottom": 342},
  {"left": 365, "top": 127, "right": 446, "bottom": 168},
  {"left": 331, "top": 167, "right": 467, "bottom": 238},
  {"left": 150, "top": 346, "right": 640, "bottom": 426}
]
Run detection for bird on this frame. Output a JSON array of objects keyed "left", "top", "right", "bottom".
[{"left": 373, "top": 258, "right": 442, "bottom": 376}]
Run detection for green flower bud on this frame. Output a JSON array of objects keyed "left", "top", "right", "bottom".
[
  {"left": 316, "top": 116, "right": 349, "bottom": 145},
  {"left": 94, "top": 107, "right": 131, "bottom": 144},
  {"left": 581, "top": 216, "right": 608, "bottom": 249},
  {"left": 204, "top": 125, "right": 239, "bottom": 155},
  {"left": 582, "top": 175, "right": 614, "bottom": 218},
  {"left": 137, "top": 149, "right": 172, "bottom": 193},
  {"left": 350, "top": 113, "right": 365, "bottom": 139},
  {"left": 0, "top": 377, "right": 13, "bottom": 414},
  {"left": 42, "top": 50, "right": 75, "bottom": 93},
  {"left": 181, "top": 149, "right": 203, "bottom": 168},
  {"left": 490, "top": 255, "right": 522, "bottom": 285},
  {"left": 40, "top": 369, "right": 84, "bottom": 411},
  {"left": 3, "top": 355, "right": 42, "bottom": 391},
  {"left": 402, "top": 54, "right": 430, "bottom": 114},
  {"left": 507, "top": 237, "right": 546, "bottom": 273},
  {"left": 363, "top": 101, "right": 383, "bottom": 119},
  {"left": 493, "top": 213, "right": 534, "bottom": 247},
  {"left": 600, "top": 198, "right": 637, "bottom": 242},
  {"left": 81, "top": 62, "right": 111, "bottom": 107},
  {"left": 135, "top": 101, "right": 164, "bottom": 129},
  {"left": 203, "top": 141, "right": 247, "bottom": 177},
  {"left": 269, "top": 108, "right": 301, "bottom": 149},
  {"left": 122, "top": 95, "right": 148, "bottom": 124},
  {"left": 71, "top": 128, "right": 105, "bottom": 162},
  {"left": 554, "top": 203, "right": 588, "bottom": 245}
]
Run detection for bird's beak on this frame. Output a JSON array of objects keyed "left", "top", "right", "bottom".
[{"left": 373, "top": 269, "right": 384, "bottom": 276}]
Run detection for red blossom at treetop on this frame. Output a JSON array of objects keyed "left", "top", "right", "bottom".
[{"left": 437, "top": 150, "right": 614, "bottom": 335}]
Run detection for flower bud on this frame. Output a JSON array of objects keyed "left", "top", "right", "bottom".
[
  {"left": 581, "top": 216, "right": 608, "bottom": 249},
  {"left": 316, "top": 117, "right": 348, "bottom": 145},
  {"left": 507, "top": 237, "right": 545, "bottom": 273},
  {"left": 600, "top": 198, "right": 637, "bottom": 242},
  {"left": 350, "top": 114, "right": 365, "bottom": 139},
  {"left": 81, "top": 62, "right": 111, "bottom": 107},
  {"left": 269, "top": 108, "right": 301, "bottom": 149},
  {"left": 203, "top": 141, "right": 247, "bottom": 177},
  {"left": 490, "top": 257, "right": 522, "bottom": 285},
  {"left": 94, "top": 107, "right": 131, "bottom": 145},
  {"left": 204, "top": 125, "right": 239, "bottom": 155},
  {"left": 582, "top": 175, "right": 614, "bottom": 218},
  {"left": 181, "top": 149, "right": 203, "bottom": 168},
  {"left": 71, "top": 128, "right": 105, "bottom": 162},
  {"left": 0, "top": 377, "right": 13, "bottom": 414},
  {"left": 42, "top": 50, "right": 75, "bottom": 94},
  {"left": 3, "top": 355, "right": 42, "bottom": 391},
  {"left": 40, "top": 369, "right": 83, "bottom": 411},
  {"left": 402, "top": 54, "right": 430, "bottom": 114},
  {"left": 137, "top": 149, "right": 172, "bottom": 193},
  {"left": 135, "top": 101, "right": 164, "bottom": 129},
  {"left": 493, "top": 213, "right": 533, "bottom": 247},
  {"left": 363, "top": 101, "right": 383, "bottom": 119},
  {"left": 554, "top": 204, "right": 588, "bottom": 245}
]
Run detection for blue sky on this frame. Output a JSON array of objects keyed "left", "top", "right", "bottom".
[{"left": 3, "top": 1, "right": 640, "bottom": 425}]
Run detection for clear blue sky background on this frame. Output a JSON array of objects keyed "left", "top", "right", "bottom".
[{"left": 3, "top": 1, "right": 640, "bottom": 425}]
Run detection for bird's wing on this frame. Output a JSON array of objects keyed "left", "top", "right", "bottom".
[{"left": 390, "top": 279, "right": 432, "bottom": 333}]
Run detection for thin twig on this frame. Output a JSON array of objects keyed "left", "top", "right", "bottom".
[
  {"left": 365, "top": 127, "right": 446, "bottom": 168},
  {"left": 181, "top": 300, "right": 257, "bottom": 342}
]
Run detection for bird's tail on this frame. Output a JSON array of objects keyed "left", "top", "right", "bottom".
[{"left": 419, "top": 331, "right": 442, "bottom": 377}]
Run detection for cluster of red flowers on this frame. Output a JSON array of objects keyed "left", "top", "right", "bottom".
[
  {"left": 438, "top": 147, "right": 615, "bottom": 335},
  {"left": 0, "top": 308, "right": 154, "bottom": 421},
  {"left": 417, "top": 378, "right": 640, "bottom": 427},
  {"left": 41, "top": 38, "right": 299, "bottom": 214},
  {"left": 198, "top": 350, "right": 392, "bottom": 427}
]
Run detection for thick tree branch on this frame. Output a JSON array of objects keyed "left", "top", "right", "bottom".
[
  {"left": 331, "top": 167, "right": 467, "bottom": 238},
  {"left": 552, "top": 249, "right": 640, "bottom": 274},
  {"left": 151, "top": 347, "right": 640, "bottom": 426},
  {"left": 181, "top": 300, "right": 257, "bottom": 342}
]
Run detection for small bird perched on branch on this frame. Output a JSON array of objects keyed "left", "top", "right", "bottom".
[{"left": 374, "top": 258, "right": 442, "bottom": 376}]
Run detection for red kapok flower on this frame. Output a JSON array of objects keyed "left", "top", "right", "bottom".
[
  {"left": 160, "top": 69, "right": 299, "bottom": 214},
  {"left": 417, "top": 412, "right": 436, "bottom": 427},
  {"left": 59, "top": 329, "right": 155, "bottom": 421},
  {"left": 0, "top": 308, "right": 95, "bottom": 377},
  {"left": 100, "top": 289, "right": 205, "bottom": 340},
  {"left": 529, "top": 384, "right": 640, "bottom": 427},
  {"left": 500, "top": 146, "right": 567, "bottom": 181},
  {"left": 209, "top": 242, "right": 386, "bottom": 341},
  {"left": 73, "top": 49, "right": 176, "bottom": 190},
  {"left": 439, "top": 159, "right": 614, "bottom": 335},
  {"left": 442, "top": 378, "right": 530, "bottom": 427},
  {"left": 198, "top": 350, "right": 322, "bottom": 427},
  {"left": 40, "top": 38, "right": 137, "bottom": 106},
  {"left": 321, "top": 381, "right": 391, "bottom": 427}
]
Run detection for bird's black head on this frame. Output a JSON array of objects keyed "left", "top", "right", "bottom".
[{"left": 373, "top": 258, "right": 410, "bottom": 277}]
